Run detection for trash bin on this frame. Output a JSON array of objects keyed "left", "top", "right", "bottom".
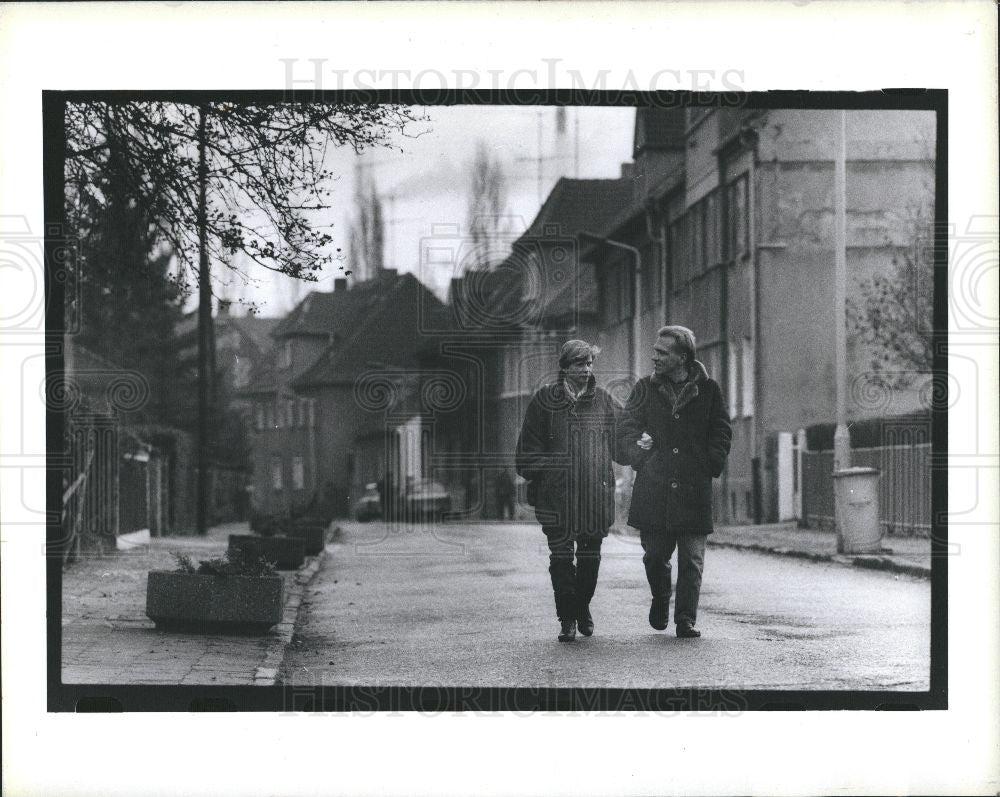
[{"left": 832, "top": 466, "right": 882, "bottom": 554}]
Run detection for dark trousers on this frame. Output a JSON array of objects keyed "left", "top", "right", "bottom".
[
  {"left": 639, "top": 527, "right": 707, "bottom": 627},
  {"left": 498, "top": 496, "right": 515, "bottom": 520},
  {"left": 545, "top": 530, "right": 603, "bottom": 622}
]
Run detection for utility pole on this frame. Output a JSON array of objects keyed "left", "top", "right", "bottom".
[
  {"left": 833, "top": 110, "right": 851, "bottom": 472},
  {"left": 196, "top": 104, "right": 212, "bottom": 535},
  {"left": 535, "top": 109, "right": 543, "bottom": 205},
  {"left": 574, "top": 107, "right": 580, "bottom": 178}
]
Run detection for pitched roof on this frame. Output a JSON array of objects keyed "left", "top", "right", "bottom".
[
  {"left": 516, "top": 177, "right": 635, "bottom": 245},
  {"left": 241, "top": 271, "right": 413, "bottom": 395},
  {"left": 230, "top": 316, "right": 281, "bottom": 354},
  {"left": 293, "top": 271, "right": 445, "bottom": 388},
  {"left": 271, "top": 289, "right": 357, "bottom": 338},
  {"left": 633, "top": 107, "right": 686, "bottom": 157}
]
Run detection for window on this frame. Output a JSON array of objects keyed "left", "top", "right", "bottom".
[
  {"left": 602, "top": 256, "right": 633, "bottom": 325},
  {"left": 724, "top": 338, "right": 755, "bottom": 420},
  {"left": 670, "top": 215, "right": 689, "bottom": 290},
  {"left": 279, "top": 340, "right": 293, "bottom": 370},
  {"left": 264, "top": 404, "right": 274, "bottom": 429},
  {"left": 704, "top": 191, "right": 722, "bottom": 267},
  {"left": 641, "top": 240, "right": 661, "bottom": 312},
  {"left": 728, "top": 345, "right": 739, "bottom": 418},
  {"left": 727, "top": 175, "right": 749, "bottom": 260},
  {"left": 307, "top": 399, "right": 315, "bottom": 428},
  {"left": 741, "top": 338, "right": 755, "bottom": 418},
  {"left": 690, "top": 202, "right": 704, "bottom": 275},
  {"left": 255, "top": 404, "right": 264, "bottom": 431},
  {"left": 700, "top": 345, "right": 721, "bottom": 388},
  {"left": 292, "top": 456, "right": 305, "bottom": 490},
  {"left": 233, "top": 357, "right": 252, "bottom": 389},
  {"left": 271, "top": 457, "right": 283, "bottom": 490},
  {"left": 502, "top": 347, "right": 529, "bottom": 396}
]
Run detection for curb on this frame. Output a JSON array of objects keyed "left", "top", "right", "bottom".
[
  {"left": 706, "top": 539, "right": 930, "bottom": 579},
  {"left": 253, "top": 532, "right": 330, "bottom": 686}
]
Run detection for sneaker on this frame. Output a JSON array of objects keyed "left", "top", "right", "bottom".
[
  {"left": 577, "top": 605, "right": 594, "bottom": 637},
  {"left": 558, "top": 619, "right": 577, "bottom": 642},
  {"left": 649, "top": 597, "right": 668, "bottom": 630}
]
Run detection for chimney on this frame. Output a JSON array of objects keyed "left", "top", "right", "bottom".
[{"left": 333, "top": 278, "right": 348, "bottom": 292}]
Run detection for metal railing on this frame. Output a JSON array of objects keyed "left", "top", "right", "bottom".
[{"left": 801, "top": 443, "right": 932, "bottom": 536}]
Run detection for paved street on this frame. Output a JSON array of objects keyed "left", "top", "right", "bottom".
[{"left": 281, "top": 521, "right": 930, "bottom": 690}]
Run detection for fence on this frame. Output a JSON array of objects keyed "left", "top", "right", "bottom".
[
  {"left": 63, "top": 413, "right": 119, "bottom": 560},
  {"left": 801, "top": 443, "right": 932, "bottom": 537}
]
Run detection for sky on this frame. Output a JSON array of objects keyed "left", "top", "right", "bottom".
[{"left": 221, "top": 104, "right": 636, "bottom": 316}]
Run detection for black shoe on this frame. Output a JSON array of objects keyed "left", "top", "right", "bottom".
[
  {"left": 558, "top": 619, "right": 577, "bottom": 642},
  {"left": 649, "top": 597, "right": 668, "bottom": 631},
  {"left": 577, "top": 606, "right": 594, "bottom": 637},
  {"left": 676, "top": 622, "right": 701, "bottom": 638}
]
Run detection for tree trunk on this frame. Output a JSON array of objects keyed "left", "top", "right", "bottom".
[{"left": 196, "top": 105, "right": 212, "bottom": 535}]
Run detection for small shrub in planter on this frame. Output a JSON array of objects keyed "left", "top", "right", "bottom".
[
  {"left": 145, "top": 552, "right": 283, "bottom": 634},
  {"left": 228, "top": 534, "right": 305, "bottom": 570}
]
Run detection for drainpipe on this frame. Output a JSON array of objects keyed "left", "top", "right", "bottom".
[{"left": 578, "top": 232, "right": 643, "bottom": 381}]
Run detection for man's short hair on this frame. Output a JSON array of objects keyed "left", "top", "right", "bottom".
[
  {"left": 559, "top": 339, "right": 601, "bottom": 369},
  {"left": 657, "top": 325, "right": 696, "bottom": 366}
]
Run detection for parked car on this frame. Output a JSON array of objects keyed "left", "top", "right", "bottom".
[
  {"left": 354, "top": 483, "right": 383, "bottom": 522},
  {"left": 404, "top": 478, "right": 451, "bottom": 521}
]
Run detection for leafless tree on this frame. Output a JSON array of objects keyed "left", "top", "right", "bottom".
[
  {"left": 465, "top": 139, "right": 511, "bottom": 272},
  {"left": 848, "top": 202, "right": 935, "bottom": 386},
  {"left": 65, "top": 101, "right": 424, "bottom": 300},
  {"left": 347, "top": 163, "right": 385, "bottom": 282}
]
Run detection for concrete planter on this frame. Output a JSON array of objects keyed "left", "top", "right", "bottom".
[
  {"left": 287, "top": 524, "right": 327, "bottom": 555},
  {"left": 228, "top": 534, "right": 305, "bottom": 570},
  {"left": 145, "top": 570, "right": 284, "bottom": 634}
]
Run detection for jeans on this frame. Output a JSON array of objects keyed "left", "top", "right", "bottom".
[
  {"left": 639, "top": 528, "right": 707, "bottom": 627},
  {"left": 545, "top": 530, "right": 603, "bottom": 622}
]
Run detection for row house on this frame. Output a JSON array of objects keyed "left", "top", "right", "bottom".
[
  {"left": 421, "top": 176, "right": 633, "bottom": 518},
  {"left": 583, "top": 106, "right": 936, "bottom": 528},
  {"left": 243, "top": 269, "right": 447, "bottom": 520}
]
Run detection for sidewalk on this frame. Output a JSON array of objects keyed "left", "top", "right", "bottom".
[
  {"left": 60, "top": 521, "right": 327, "bottom": 687},
  {"left": 706, "top": 522, "right": 932, "bottom": 578}
]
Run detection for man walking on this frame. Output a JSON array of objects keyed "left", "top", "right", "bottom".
[
  {"left": 618, "top": 326, "right": 732, "bottom": 638},
  {"left": 516, "top": 340, "right": 624, "bottom": 642}
]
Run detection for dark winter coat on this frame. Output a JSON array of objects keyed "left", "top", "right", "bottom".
[
  {"left": 515, "top": 375, "right": 624, "bottom": 538},
  {"left": 617, "top": 361, "right": 732, "bottom": 535}
]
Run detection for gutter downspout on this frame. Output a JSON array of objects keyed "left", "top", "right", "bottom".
[{"left": 578, "top": 232, "right": 643, "bottom": 381}]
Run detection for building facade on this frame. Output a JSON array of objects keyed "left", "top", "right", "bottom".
[{"left": 584, "top": 107, "right": 936, "bottom": 525}]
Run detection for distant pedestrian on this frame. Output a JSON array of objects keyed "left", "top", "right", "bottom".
[
  {"left": 496, "top": 469, "right": 516, "bottom": 520},
  {"left": 617, "top": 326, "right": 732, "bottom": 638},
  {"left": 516, "top": 339, "right": 625, "bottom": 642}
]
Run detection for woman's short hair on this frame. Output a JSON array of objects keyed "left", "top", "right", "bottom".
[
  {"left": 558, "top": 339, "right": 601, "bottom": 369},
  {"left": 656, "top": 325, "right": 696, "bottom": 366}
]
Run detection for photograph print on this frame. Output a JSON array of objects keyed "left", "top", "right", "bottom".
[{"left": 50, "top": 91, "right": 944, "bottom": 710}]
